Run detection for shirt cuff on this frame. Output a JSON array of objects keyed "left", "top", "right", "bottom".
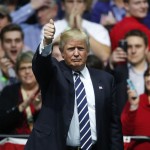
[{"left": 39, "top": 40, "right": 53, "bottom": 57}]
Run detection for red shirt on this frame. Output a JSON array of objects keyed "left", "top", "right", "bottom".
[
  {"left": 121, "top": 93, "right": 150, "bottom": 150},
  {"left": 110, "top": 17, "right": 150, "bottom": 51}
]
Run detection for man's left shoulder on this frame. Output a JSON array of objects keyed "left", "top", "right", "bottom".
[{"left": 89, "top": 68, "right": 114, "bottom": 81}]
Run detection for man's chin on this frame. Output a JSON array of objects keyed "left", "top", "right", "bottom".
[{"left": 71, "top": 63, "right": 85, "bottom": 71}]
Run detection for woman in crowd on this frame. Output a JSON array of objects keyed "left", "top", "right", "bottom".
[
  {"left": 0, "top": 51, "right": 41, "bottom": 134},
  {"left": 121, "top": 66, "right": 150, "bottom": 150}
]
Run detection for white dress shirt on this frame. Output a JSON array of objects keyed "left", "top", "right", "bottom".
[
  {"left": 39, "top": 43, "right": 97, "bottom": 146},
  {"left": 67, "top": 66, "right": 97, "bottom": 146}
]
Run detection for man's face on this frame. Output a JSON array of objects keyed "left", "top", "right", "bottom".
[
  {"left": 125, "top": 0, "right": 149, "bottom": 18},
  {"left": 1, "top": 31, "right": 24, "bottom": 63},
  {"left": 62, "top": 0, "right": 86, "bottom": 17},
  {"left": 127, "top": 36, "right": 148, "bottom": 66},
  {"left": 37, "top": 5, "right": 58, "bottom": 26},
  {"left": 61, "top": 39, "right": 88, "bottom": 71}
]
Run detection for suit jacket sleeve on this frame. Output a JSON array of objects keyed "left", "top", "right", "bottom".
[{"left": 110, "top": 77, "right": 124, "bottom": 150}]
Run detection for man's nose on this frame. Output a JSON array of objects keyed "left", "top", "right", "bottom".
[
  {"left": 131, "top": 47, "right": 136, "bottom": 53},
  {"left": 11, "top": 41, "right": 16, "bottom": 47},
  {"left": 74, "top": 48, "right": 79, "bottom": 55}
]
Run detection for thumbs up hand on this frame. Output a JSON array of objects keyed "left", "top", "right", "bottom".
[{"left": 43, "top": 19, "right": 55, "bottom": 46}]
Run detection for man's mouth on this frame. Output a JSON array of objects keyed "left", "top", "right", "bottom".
[
  {"left": 72, "top": 59, "right": 81, "bottom": 62},
  {"left": 10, "top": 50, "right": 17, "bottom": 55}
]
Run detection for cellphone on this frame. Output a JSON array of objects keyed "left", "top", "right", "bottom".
[
  {"left": 127, "top": 79, "right": 137, "bottom": 99},
  {"left": 118, "top": 39, "right": 128, "bottom": 52}
]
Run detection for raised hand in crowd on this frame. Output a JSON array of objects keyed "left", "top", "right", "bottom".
[
  {"left": 109, "top": 47, "right": 127, "bottom": 69},
  {"left": 68, "top": 5, "right": 83, "bottom": 29},
  {"left": 0, "top": 57, "right": 14, "bottom": 78},
  {"left": 127, "top": 88, "right": 139, "bottom": 111}
]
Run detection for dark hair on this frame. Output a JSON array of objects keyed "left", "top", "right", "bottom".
[
  {"left": 86, "top": 55, "right": 104, "bottom": 70},
  {"left": 0, "top": 23, "right": 24, "bottom": 41},
  {"left": 144, "top": 66, "right": 150, "bottom": 94},
  {"left": 124, "top": 29, "right": 148, "bottom": 47}
]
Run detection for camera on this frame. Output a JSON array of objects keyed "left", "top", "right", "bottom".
[{"left": 118, "top": 39, "right": 128, "bottom": 52}]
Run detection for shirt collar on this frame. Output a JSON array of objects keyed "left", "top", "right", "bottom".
[
  {"left": 127, "top": 62, "right": 148, "bottom": 74},
  {"left": 72, "top": 65, "right": 88, "bottom": 79}
]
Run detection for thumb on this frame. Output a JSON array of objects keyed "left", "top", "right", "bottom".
[{"left": 49, "top": 19, "right": 54, "bottom": 25}]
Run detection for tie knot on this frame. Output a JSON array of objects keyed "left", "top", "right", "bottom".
[{"left": 74, "top": 71, "right": 80, "bottom": 77}]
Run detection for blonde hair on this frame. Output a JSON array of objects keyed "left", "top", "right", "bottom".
[{"left": 59, "top": 28, "right": 90, "bottom": 52}]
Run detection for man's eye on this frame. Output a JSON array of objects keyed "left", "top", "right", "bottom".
[
  {"left": 78, "top": 47, "right": 84, "bottom": 51},
  {"left": 68, "top": 48, "right": 75, "bottom": 51}
]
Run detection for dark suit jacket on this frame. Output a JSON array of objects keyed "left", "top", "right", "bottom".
[
  {"left": 0, "top": 83, "right": 39, "bottom": 134},
  {"left": 25, "top": 49, "right": 123, "bottom": 150},
  {"left": 106, "top": 63, "right": 129, "bottom": 115},
  {"left": 114, "top": 64, "right": 129, "bottom": 114}
]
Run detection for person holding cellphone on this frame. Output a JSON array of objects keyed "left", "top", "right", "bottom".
[
  {"left": 107, "top": 29, "right": 149, "bottom": 114},
  {"left": 121, "top": 66, "right": 150, "bottom": 150}
]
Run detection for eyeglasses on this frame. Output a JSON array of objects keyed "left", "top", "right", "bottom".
[{"left": 19, "top": 66, "right": 32, "bottom": 72}]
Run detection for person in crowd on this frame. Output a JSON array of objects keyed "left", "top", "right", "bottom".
[
  {"left": 0, "top": 23, "right": 26, "bottom": 92},
  {"left": 110, "top": 0, "right": 150, "bottom": 51},
  {"left": 0, "top": 5, "right": 12, "bottom": 31},
  {"left": 25, "top": 19, "right": 123, "bottom": 150},
  {"left": 121, "top": 66, "right": 150, "bottom": 150},
  {"left": 107, "top": 29, "right": 148, "bottom": 114},
  {"left": 0, "top": 5, "right": 12, "bottom": 58},
  {"left": 7, "top": 0, "right": 59, "bottom": 51},
  {"left": 53, "top": 0, "right": 111, "bottom": 65},
  {"left": 0, "top": 51, "right": 41, "bottom": 134},
  {"left": 2, "top": 0, "right": 57, "bottom": 24},
  {"left": 91, "top": 0, "right": 126, "bottom": 30},
  {"left": 86, "top": 55, "right": 104, "bottom": 70}
]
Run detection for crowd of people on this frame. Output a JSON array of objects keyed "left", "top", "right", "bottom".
[{"left": 0, "top": 0, "right": 150, "bottom": 149}]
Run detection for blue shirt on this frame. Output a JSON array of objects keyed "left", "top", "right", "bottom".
[{"left": 91, "top": 0, "right": 126, "bottom": 23}]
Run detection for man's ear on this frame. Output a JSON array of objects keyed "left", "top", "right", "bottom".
[{"left": 59, "top": 47, "right": 64, "bottom": 58}]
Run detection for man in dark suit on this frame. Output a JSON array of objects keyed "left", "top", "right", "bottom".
[{"left": 25, "top": 19, "right": 123, "bottom": 150}]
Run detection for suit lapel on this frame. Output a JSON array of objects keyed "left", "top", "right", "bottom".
[{"left": 59, "top": 61, "right": 74, "bottom": 84}]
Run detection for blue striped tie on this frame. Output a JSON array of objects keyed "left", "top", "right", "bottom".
[{"left": 74, "top": 72, "right": 92, "bottom": 150}]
